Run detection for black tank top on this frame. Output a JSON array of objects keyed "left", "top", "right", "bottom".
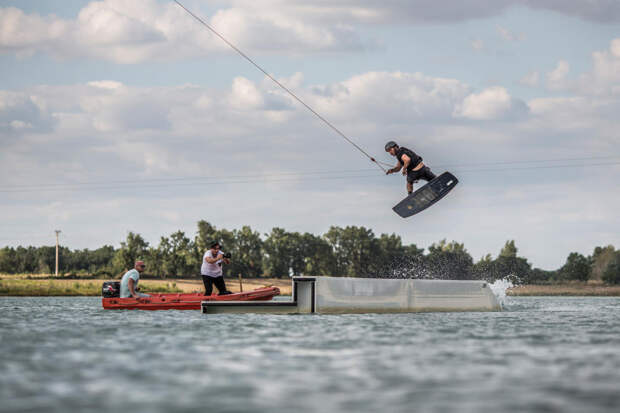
[{"left": 396, "top": 147, "right": 422, "bottom": 172}]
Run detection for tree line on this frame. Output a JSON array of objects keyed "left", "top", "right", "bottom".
[{"left": 1, "top": 220, "right": 619, "bottom": 284}]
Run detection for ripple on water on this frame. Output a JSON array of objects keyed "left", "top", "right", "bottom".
[{"left": 1, "top": 296, "right": 620, "bottom": 413}]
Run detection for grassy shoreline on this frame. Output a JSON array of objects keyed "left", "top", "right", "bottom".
[
  {"left": 506, "top": 283, "right": 620, "bottom": 296},
  {"left": 0, "top": 276, "right": 292, "bottom": 296},
  {"left": 1, "top": 275, "right": 619, "bottom": 297}
]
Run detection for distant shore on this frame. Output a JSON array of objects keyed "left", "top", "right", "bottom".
[
  {"left": 1, "top": 275, "right": 619, "bottom": 297},
  {"left": 506, "top": 283, "right": 620, "bottom": 296},
  {"left": 0, "top": 275, "right": 292, "bottom": 296}
]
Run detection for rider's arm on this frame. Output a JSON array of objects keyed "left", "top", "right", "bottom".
[
  {"left": 387, "top": 161, "right": 403, "bottom": 174},
  {"left": 128, "top": 278, "right": 138, "bottom": 298},
  {"left": 401, "top": 154, "right": 411, "bottom": 171}
]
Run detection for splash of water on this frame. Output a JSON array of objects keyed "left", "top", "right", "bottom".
[{"left": 488, "top": 277, "right": 514, "bottom": 308}]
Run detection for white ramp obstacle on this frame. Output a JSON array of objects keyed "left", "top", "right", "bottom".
[{"left": 202, "top": 276, "right": 501, "bottom": 314}]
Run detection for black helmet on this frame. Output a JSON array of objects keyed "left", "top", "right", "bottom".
[{"left": 385, "top": 141, "right": 398, "bottom": 151}]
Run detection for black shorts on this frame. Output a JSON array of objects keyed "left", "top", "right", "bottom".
[
  {"left": 202, "top": 275, "right": 229, "bottom": 296},
  {"left": 406, "top": 166, "right": 436, "bottom": 184}
]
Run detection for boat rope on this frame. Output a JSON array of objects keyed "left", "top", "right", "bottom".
[{"left": 173, "top": 0, "right": 386, "bottom": 172}]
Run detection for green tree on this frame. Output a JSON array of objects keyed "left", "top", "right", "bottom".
[
  {"left": 375, "top": 233, "right": 405, "bottom": 273},
  {"left": 302, "top": 233, "right": 336, "bottom": 276},
  {"left": 287, "top": 232, "right": 307, "bottom": 277},
  {"left": 591, "top": 245, "right": 615, "bottom": 281},
  {"left": 500, "top": 240, "right": 518, "bottom": 258},
  {"left": 147, "top": 238, "right": 169, "bottom": 278},
  {"left": 13, "top": 246, "right": 38, "bottom": 273},
  {"left": 36, "top": 246, "right": 56, "bottom": 274},
  {"left": 472, "top": 254, "right": 494, "bottom": 280},
  {"left": 89, "top": 245, "right": 116, "bottom": 275},
  {"left": 522, "top": 268, "right": 555, "bottom": 285},
  {"left": 369, "top": 234, "right": 422, "bottom": 278},
  {"left": 492, "top": 240, "right": 532, "bottom": 282},
  {"left": 113, "top": 232, "right": 149, "bottom": 275},
  {"left": 558, "top": 252, "right": 591, "bottom": 282},
  {"left": 602, "top": 251, "right": 620, "bottom": 284},
  {"left": 165, "top": 230, "right": 198, "bottom": 276},
  {"left": 229, "top": 226, "right": 263, "bottom": 278},
  {"left": 195, "top": 220, "right": 218, "bottom": 253},
  {"left": 260, "top": 229, "right": 312, "bottom": 277},
  {"left": 0, "top": 247, "right": 16, "bottom": 273},
  {"left": 263, "top": 227, "right": 293, "bottom": 278},
  {"left": 324, "top": 226, "right": 378, "bottom": 277},
  {"left": 426, "top": 239, "right": 473, "bottom": 280},
  {"left": 323, "top": 226, "right": 347, "bottom": 276}
]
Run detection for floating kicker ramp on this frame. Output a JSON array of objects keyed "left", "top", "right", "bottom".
[{"left": 201, "top": 276, "right": 501, "bottom": 314}]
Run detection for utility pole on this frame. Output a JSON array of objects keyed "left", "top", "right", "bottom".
[{"left": 54, "top": 230, "right": 61, "bottom": 276}]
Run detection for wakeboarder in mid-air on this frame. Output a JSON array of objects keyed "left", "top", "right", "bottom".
[
  {"left": 384, "top": 141, "right": 437, "bottom": 195},
  {"left": 173, "top": 1, "right": 458, "bottom": 218}
]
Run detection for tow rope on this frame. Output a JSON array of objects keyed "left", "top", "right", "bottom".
[{"left": 173, "top": 0, "right": 386, "bottom": 173}]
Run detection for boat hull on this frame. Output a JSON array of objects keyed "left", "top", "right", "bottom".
[{"left": 102, "top": 286, "right": 280, "bottom": 310}]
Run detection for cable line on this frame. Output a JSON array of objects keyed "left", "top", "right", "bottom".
[
  {"left": 1, "top": 155, "right": 617, "bottom": 191},
  {"left": 173, "top": 0, "right": 385, "bottom": 172},
  {"left": 1, "top": 160, "right": 618, "bottom": 194}
]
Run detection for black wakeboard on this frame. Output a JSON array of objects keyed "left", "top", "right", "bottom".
[{"left": 392, "top": 171, "right": 458, "bottom": 218}]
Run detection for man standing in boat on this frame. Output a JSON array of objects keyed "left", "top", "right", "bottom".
[
  {"left": 120, "top": 260, "right": 150, "bottom": 298},
  {"left": 384, "top": 141, "right": 436, "bottom": 195},
  {"left": 201, "top": 241, "right": 232, "bottom": 296}
]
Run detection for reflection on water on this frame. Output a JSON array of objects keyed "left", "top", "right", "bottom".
[{"left": 1, "top": 296, "right": 620, "bottom": 413}]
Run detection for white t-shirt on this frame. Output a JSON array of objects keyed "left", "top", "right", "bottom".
[
  {"left": 120, "top": 269, "right": 140, "bottom": 298},
  {"left": 201, "top": 249, "right": 223, "bottom": 277}
]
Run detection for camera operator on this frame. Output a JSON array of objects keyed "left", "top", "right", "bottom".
[{"left": 200, "top": 241, "right": 232, "bottom": 296}]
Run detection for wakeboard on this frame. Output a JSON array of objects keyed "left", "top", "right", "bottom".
[{"left": 392, "top": 171, "right": 458, "bottom": 218}]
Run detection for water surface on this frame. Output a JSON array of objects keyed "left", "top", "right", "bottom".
[{"left": 1, "top": 296, "right": 619, "bottom": 413}]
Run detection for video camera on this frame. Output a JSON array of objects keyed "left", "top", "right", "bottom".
[{"left": 217, "top": 252, "right": 232, "bottom": 267}]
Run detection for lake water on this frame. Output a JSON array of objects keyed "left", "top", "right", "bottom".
[{"left": 1, "top": 295, "right": 619, "bottom": 413}]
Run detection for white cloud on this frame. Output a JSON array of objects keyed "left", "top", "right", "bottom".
[
  {"left": 2, "top": 66, "right": 620, "bottom": 269},
  {"left": 0, "top": 90, "right": 54, "bottom": 133},
  {"left": 310, "top": 71, "right": 471, "bottom": 124},
  {"left": 0, "top": 7, "right": 69, "bottom": 56},
  {"left": 542, "top": 40, "right": 620, "bottom": 96},
  {"left": 496, "top": 25, "right": 525, "bottom": 42},
  {"left": 76, "top": 1, "right": 165, "bottom": 46},
  {"left": 546, "top": 60, "right": 570, "bottom": 90},
  {"left": 78, "top": 82, "right": 171, "bottom": 132},
  {"left": 520, "top": 71, "right": 539, "bottom": 87},
  {"left": 229, "top": 77, "right": 265, "bottom": 109},
  {"left": 210, "top": 7, "right": 363, "bottom": 53},
  {"left": 527, "top": 96, "right": 620, "bottom": 147},
  {"left": 453, "top": 87, "right": 526, "bottom": 120},
  {"left": 523, "top": 0, "right": 620, "bottom": 23},
  {"left": 577, "top": 38, "right": 620, "bottom": 96},
  {"left": 2, "top": 1, "right": 619, "bottom": 63},
  {"left": 0, "top": 0, "right": 363, "bottom": 63}
]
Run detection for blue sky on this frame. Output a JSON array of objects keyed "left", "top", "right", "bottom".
[{"left": 1, "top": 0, "right": 619, "bottom": 270}]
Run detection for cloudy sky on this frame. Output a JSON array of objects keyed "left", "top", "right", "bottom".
[{"left": 1, "top": 0, "right": 619, "bottom": 270}]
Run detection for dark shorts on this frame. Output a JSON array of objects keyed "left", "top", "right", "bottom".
[{"left": 406, "top": 166, "right": 436, "bottom": 184}]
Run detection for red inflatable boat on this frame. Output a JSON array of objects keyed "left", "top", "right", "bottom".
[{"left": 101, "top": 286, "right": 280, "bottom": 310}]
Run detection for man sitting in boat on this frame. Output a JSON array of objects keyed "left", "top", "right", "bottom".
[
  {"left": 120, "top": 260, "right": 150, "bottom": 298},
  {"left": 201, "top": 241, "right": 232, "bottom": 296}
]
